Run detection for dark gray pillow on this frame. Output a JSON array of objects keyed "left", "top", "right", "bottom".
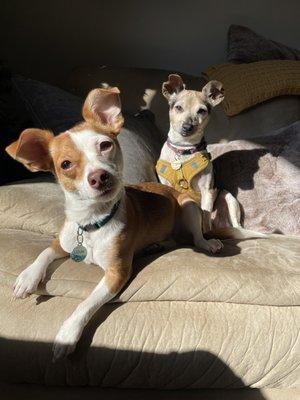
[
  {"left": 227, "top": 25, "right": 300, "bottom": 63},
  {"left": 1, "top": 72, "right": 35, "bottom": 185},
  {"left": 12, "top": 75, "right": 83, "bottom": 134},
  {"left": 7, "top": 76, "right": 163, "bottom": 184}
]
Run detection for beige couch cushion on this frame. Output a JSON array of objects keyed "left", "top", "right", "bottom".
[
  {"left": 0, "top": 180, "right": 64, "bottom": 236},
  {"left": 1, "top": 181, "right": 300, "bottom": 306},
  {"left": 1, "top": 228, "right": 299, "bottom": 307},
  {"left": 0, "top": 284, "right": 299, "bottom": 388},
  {"left": 1, "top": 181, "right": 299, "bottom": 388}
]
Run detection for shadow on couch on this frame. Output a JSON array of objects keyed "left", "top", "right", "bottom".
[
  {"left": 213, "top": 149, "right": 266, "bottom": 195},
  {"left": 0, "top": 334, "right": 267, "bottom": 399},
  {"left": 213, "top": 122, "right": 299, "bottom": 196}
]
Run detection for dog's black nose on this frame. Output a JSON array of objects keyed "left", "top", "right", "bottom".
[
  {"left": 88, "top": 170, "right": 110, "bottom": 189},
  {"left": 182, "top": 123, "right": 194, "bottom": 133}
]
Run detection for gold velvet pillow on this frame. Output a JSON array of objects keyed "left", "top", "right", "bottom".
[{"left": 202, "top": 60, "right": 300, "bottom": 116}]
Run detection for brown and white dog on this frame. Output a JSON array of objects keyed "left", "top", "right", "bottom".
[
  {"left": 6, "top": 87, "right": 224, "bottom": 361},
  {"left": 157, "top": 74, "right": 241, "bottom": 231}
]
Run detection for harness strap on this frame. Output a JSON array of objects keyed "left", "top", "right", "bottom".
[{"left": 156, "top": 152, "right": 210, "bottom": 202}]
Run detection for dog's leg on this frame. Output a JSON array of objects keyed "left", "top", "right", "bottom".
[
  {"left": 195, "top": 165, "right": 217, "bottom": 232},
  {"left": 141, "top": 239, "right": 177, "bottom": 255},
  {"left": 201, "top": 188, "right": 218, "bottom": 232},
  {"left": 201, "top": 188, "right": 216, "bottom": 213},
  {"left": 180, "top": 197, "right": 223, "bottom": 254},
  {"left": 224, "top": 191, "right": 242, "bottom": 228},
  {"left": 52, "top": 263, "right": 131, "bottom": 361},
  {"left": 13, "top": 239, "right": 68, "bottom": 299}
]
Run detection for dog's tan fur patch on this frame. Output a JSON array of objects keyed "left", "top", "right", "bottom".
[{"left": 50, "top": 132, "right": 86, "bottom": 192}]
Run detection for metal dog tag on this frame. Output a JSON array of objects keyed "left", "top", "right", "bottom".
[
  {"left": 171, "top": 160, "right": 182, "bottom": 170},
  {"left": 70, "top": 244, "right": 87, "bottom": 262},
  {"left": 71, "top": 226, "right": 87, "bottom": 262}
]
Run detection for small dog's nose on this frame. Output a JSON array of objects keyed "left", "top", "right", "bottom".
[
  {"left": 88, "top": 170, "right": 110, "bottom": 189},
  {"left": 182, "top": 123, "right": 194, "bottom": 133}
]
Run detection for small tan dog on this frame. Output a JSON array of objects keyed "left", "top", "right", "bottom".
[
  {"left": 156, "top": 74, "right": 241, "bottom": 231},
  {"left": 6, "top": 86, "right": 223, "bottom": 361}
]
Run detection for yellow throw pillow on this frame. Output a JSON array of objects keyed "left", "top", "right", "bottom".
[{"left": 203, "top": 60, "right": 300, "bottom": 116}]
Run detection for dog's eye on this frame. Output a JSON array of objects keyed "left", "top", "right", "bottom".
[
  {"left": 99, "top": 141, "right": 113, "bottom": 152},
  {"left": 197, "top": 108, "right": 207, "bottom": 115},
  {"left": 175, "top": 105, "right": 183, "bottom": 112},
  {"left": 61, "top": 160, "right": 72, "bottom": 170}
]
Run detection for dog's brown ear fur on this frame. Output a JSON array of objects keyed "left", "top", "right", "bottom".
[
  {"left": 82, "top": 87, "right": 124, "bottom": 135},
  {"left": 162, "top": 74, "right": 185, "bottom": 100},
  {"left": 5, "top": 129, "right": 54, "bottom": 172},
  {"left": 202, "top": 80, "right": 224, "bottom": 107}
]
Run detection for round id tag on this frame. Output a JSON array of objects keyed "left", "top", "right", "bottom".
[
  {"left": 71, "top": 226, "right": 87, "bottom": 262},
  {"left": 70, "top": 244, "right": 87, "bottom": 262},
  {"left": 171, "top": 160, "right": 182, "bottom": 170}
]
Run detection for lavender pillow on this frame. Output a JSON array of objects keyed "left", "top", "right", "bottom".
[
  {"left": 228, "top": 25, "right": 300, "bottom": 63},
  {"left": 209, "top": 122, "right": 300, "bottom": 236}
]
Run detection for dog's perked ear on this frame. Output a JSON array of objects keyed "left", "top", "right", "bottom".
[
  {"left": 202, "top": 80, "right": 224, "bottom": 107},
  {"left": 82, "top": 87, "right": 124, "bottom": 135},
  {"left": 162, "top": 74, "right": 185, "bottom": 100},
  {"left": 5, "top": 129, "right": 54, "bottom": 172}
]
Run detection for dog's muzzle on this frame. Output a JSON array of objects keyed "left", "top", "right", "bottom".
[{"left": 181, "top": 123, "right": 195, "bottom": 136}]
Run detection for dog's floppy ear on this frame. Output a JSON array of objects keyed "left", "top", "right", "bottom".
[
  {"left": 202, "top": 80, "right": 224, "bottom": 107},
  {"left": 82, "top": 87, "right": 124, "bottom": 134},
  {"left": 5, "top": 129, "right": 54, "bottom": 172},
  {"left": 162, "top": 74, "right": 185, "bottom": 100}
]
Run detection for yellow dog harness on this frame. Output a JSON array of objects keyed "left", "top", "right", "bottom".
[{"left": 156, "top": 152, "right": 210, "bottom": 202}]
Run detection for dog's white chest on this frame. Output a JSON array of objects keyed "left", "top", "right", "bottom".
[{"left": 60, "top": 218, "right": 125, "bottom": 270}]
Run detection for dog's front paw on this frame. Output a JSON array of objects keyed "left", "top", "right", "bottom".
[
  {"left": 206, "top": 239, "right": 223, "bottom": 254},
  {"left": 52, "top": 319, "right": 82, "bottom": 362},
  {"left": 13, "top": 266, "right": 46, "bottom": 299},
  {"left": 195, "top": 238, "right": 223, "bottom": 254}
]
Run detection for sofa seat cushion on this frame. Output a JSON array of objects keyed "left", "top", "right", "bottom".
[
  {"left": 0, "top": 180, "right": 64, "bottom": 236},
  {"left": 0, "top": 284, "right": 299, "bottom": 388},
  {"left": 1, "top": 228, "right": 299, "bottom": 307}
]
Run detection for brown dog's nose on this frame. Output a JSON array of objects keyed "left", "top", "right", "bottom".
[{"left": 88, "top": 170, "right": 110, "bottom": 189}]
